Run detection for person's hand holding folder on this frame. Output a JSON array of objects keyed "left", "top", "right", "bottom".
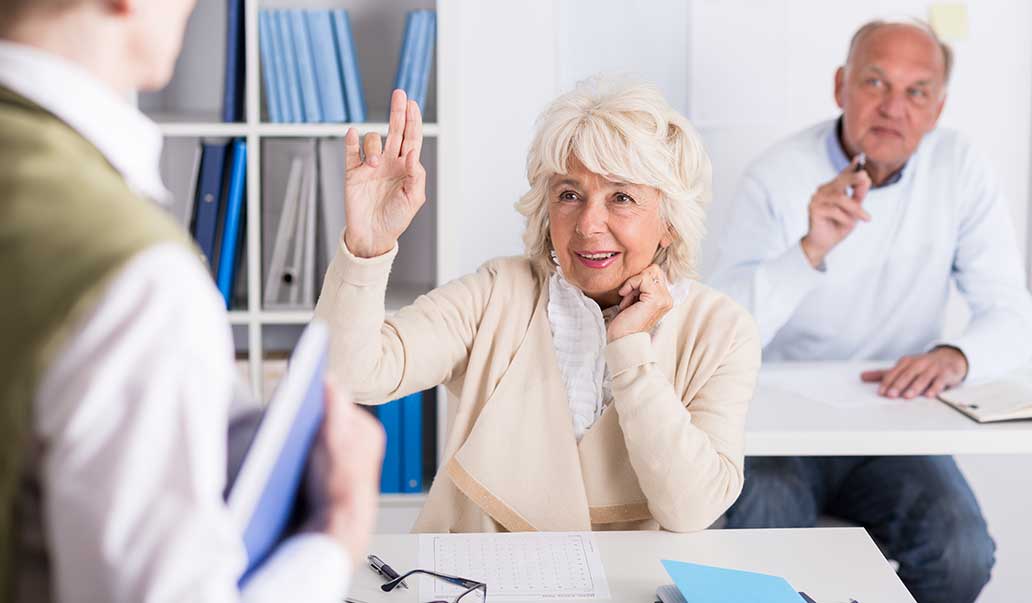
[{"left": 303, "top": 382, "right": 386, "bottom": 567}]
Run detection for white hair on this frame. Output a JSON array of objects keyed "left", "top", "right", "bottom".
[{"left": 515, "top": 76, "right": 712, "bottom": 282}]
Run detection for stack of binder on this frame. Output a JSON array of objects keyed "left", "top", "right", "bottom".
[
  {"left": 258, "top": 9, "right": 366, "bottom": 123},
  {"left": 261, "top": 139, "right": 347, "bottom": 310},
  {"left": 159, "top": 138, "right": 248, "bottom": 309}
]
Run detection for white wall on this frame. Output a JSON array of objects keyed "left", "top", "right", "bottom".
[{"left": 446, "top": 2, "right": 1032, "bottom": 601}]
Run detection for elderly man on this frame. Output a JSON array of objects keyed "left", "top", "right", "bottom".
[
  {"left": 710, "top": 18, "right": 1032, "bottom": 603},
  {"left": 0, "top": 0, "right": 383, "bottom": 601}
]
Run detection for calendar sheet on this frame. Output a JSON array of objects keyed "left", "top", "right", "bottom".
[{"left": 417, "top": 532, "right": 611, "bottom": 601}]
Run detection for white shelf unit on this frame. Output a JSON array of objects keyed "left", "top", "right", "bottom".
[{"left": 140, "top": 0, "right": 451, "bottom": 519}]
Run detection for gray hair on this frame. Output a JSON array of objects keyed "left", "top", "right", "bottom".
[
  {"left": 514, "top": 76, "right": 712, "bottom": 282},
  {"left": 846, "top": 18, "right": 954, "bottom": 85}
]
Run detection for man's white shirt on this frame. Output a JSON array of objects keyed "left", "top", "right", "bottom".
[{"left": 710, "top": 119, "right": 1032, "bottom": 382}]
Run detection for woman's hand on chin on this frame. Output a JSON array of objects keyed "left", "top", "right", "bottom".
[
  {"left": 606, "top": 264, "right": 673, "bottom": 343},
  {"left": 343, "top": 89, "right": 427, "bottom": 258}
]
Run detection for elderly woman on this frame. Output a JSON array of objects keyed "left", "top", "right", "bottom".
[{"left": 316, "top": 78, "right": 760, "bottom": 533}]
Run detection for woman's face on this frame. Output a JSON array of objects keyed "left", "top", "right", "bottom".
[{"left": 548, "top": 157, "right": 671, "bottom": 307}]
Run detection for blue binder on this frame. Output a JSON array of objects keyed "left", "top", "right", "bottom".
[
  {"left": 216, "top": 139, "right": 246, "bottom": 307},
  {"left": 191, "top": 142, "right": 229, "bottom": 273},
  {"left": 222, "top": 0, "right": 245, "bottom": 122},
  {"left": 289, "top": 10, "right": 323, "bottom": 123},
  {"left": 273, "top": 10, "right": 303, "bottom": 122},
  {"left": 258, "top": 10, "right": 283, "bottom": 122},
  {"left": 411, "top": 12, "right": 436, "bottom": 112},
  {"left": 391, "top": 11, "right": 420, "bottom": 116},
  {"left": 400, "top": 392, "right": 423, "bottom": 493},
  {"left": 377, "top": 400, "right": 403, "bottom": 493},
  {"left": 305, "top": 10, "right": 347, "bottom": 123},
  {"left": 331, "top": 10, "right": 366, "bottom": 122}
]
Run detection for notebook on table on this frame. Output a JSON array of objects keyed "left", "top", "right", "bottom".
[
  {"left": 938, "top": 379, "right": 1032, "bottom": 423},
  {"left": 225, "top": 320, "right": 329, "bottom": 586}
]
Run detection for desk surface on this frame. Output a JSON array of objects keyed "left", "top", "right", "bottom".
[
  {"left": 349, "top": 528, "right": 914, "bottom": 603},
  {"left": 745, "top": 363, "right": 1032, "bottom": 456}
]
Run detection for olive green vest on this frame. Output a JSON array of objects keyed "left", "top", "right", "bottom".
[{"left": 0, "top": 85, "right": 194, "bottom": 601}]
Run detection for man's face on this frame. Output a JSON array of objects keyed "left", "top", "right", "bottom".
[
  {"left": 127, "top": 0, "right": 197, "bottom": 91},
  {"left": 835, "top": 25, "right": 947, "bottom": 172}
]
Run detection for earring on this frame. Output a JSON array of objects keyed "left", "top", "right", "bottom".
[{"left": 549, "top": 248, "right": 560, "bottom": 265}]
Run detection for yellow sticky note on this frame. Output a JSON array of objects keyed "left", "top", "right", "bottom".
[{"left": 929, "top": 3, "right": 969, "bottom": 41}]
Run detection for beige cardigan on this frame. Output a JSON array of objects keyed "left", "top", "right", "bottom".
[{"left": 315, "top": 242, "right": 760, "bottom": 533}]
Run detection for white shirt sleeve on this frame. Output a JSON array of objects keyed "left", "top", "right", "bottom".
[
  {"left": 938, "top": 150, "right": 1032, "bottom": 382},
  {"left": 35, "top": 243, "right": 350, "bottom": 603},
  {"left": 709, "top": 174, "right": 825, "bottom": 345}
]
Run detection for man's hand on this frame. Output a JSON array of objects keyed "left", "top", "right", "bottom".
[
  {"left": 303, "top": 382, "right": 385, "bottom": 563},
  {"left": 606, "top": 264, "right": 673, "bottom": 343},
  {"left": 860, "top": 347, "right": 969, "bottom": 399},
  {"left": 800, "top": 156, "right": 872, "bottom": 268}
]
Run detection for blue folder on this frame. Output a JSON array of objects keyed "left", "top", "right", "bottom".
[
  {"left": 305, "top": 10, "right": 347, "bottom": 123},
  {"left": 191, "top": 142, "right": 229, "bottom": 274},
  {"left": 226, "top": 321, "right": 329, "bottom": 587},
  {"left": 391, "top": 11, "right": 420, "bottom": 117},
  {"left": 411, "top": 11, "right": 436, "bottom": 112},
  {"left": 216, "top": 139, "right": 246, "bottom": 307},
  {"left": 273, "top": 10, "right": 303, "bottom": 122},
  {"left": 377, "top": 399, "right": 403, "bottom": 493},
  {"left": 258, "top": 10, "right": 283, "bottom": 122},
  {"left": 289, "top": 10, "right": 323, "bottom": 123},
  {"left": 400, "top": 392, "right": 423, "bottom": 493},
  {"left": 331, "top": 10, "right": 366, "bottom": 122},
  {"left": 222, "top": 0, "right": 245, "bottom": 122}
]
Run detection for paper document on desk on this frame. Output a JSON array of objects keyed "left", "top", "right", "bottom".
[
  {"left": 759, "top": 362, "right": 900, "bottom": 408},
  {"left": 419, "top": 532, "right": 611, "bottom": 601}
]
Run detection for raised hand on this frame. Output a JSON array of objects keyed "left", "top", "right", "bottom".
[
  {"left": 343, "top": 89, "right": 427, "bottom": 258},
  {"left": 800, "top": 155, "right": 872, "bottom": 268},
  {"left": 606, "top": 264, "right": 674, "bottom": 343}
]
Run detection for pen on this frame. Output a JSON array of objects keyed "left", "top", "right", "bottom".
[
  {"left": 854, "top": 151, "right": 866, "bottom": 172},
  {"left": 367, "top": 554, "right": 409, "bottom": 589}
]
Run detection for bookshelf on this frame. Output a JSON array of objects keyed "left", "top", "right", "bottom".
[{"left": 139, "top": 0, "right": 447, "bottom": 526}]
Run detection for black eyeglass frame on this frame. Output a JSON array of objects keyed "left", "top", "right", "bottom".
[{"left": 380, "top": 568, "right": 487, "bottom": 602}]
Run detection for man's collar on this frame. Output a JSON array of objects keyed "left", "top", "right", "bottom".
[
  {"left": 826, "top": 116, "right": 906, "bottom": 188},
  {"left": 0, "top": 40, "right": 170, "bottom": 202}
]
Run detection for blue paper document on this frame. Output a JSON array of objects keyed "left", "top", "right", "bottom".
[{"left": 661, "top": 560, "right": 805, "bottom": 603}]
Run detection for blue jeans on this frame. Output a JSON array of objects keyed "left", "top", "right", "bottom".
[{"left": 724, "top": 456, "right": 994, "bottom": 603}]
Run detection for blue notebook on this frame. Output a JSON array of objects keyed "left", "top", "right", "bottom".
[
  {"left": 226, "top": 321, "right": 329, "bottom": 587},
  {"left": 191, "top": 142, "right": 229, "bottom": 274},
  {"left": 660, "top": 560, "right": 805, "bottom": 603},
  {"left": 215, "top": 139, "right": 246, "bottom": 307}
]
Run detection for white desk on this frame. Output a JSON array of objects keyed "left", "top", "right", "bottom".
[
  {"left": 348, "top": 528, "right": 914, "bottom": 602},
  {"left": 745, "top": 363, "right": 1032, "bottom": 456}
]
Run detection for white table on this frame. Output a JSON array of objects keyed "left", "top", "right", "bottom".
[
  {"left": 348, "top": 528, "right": 914, "bottom": 603},
  {"left": 745, "top": 362, "right": 1032, "bottom": 456}
]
